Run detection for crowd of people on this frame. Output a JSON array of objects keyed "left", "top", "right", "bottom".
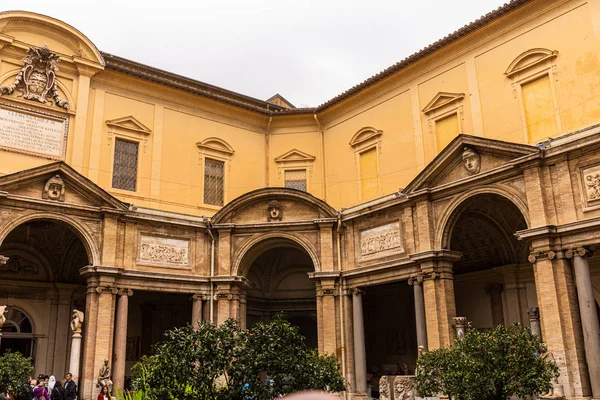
[{"left": 1, "top": 373, "right": 77, "bottom": 400}]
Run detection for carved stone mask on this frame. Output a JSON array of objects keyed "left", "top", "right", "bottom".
[
  {"left": 267, "top": 200, "right": 282, "bottom": 221},
  {"left": 462, "top": 147, "right": 480, "bottom": 175},
  {"left": 43, "top": 174, "right": 65, "bottom": 201}
]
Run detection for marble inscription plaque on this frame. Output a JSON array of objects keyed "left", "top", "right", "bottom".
[
  {"left": 360, "top": 222, "right": 403, "bottom": 259},
  {"left": 0, "top": 106, "right": 67, "bottom": 159},
  {"left": 139, "top": 235, "right": 189, "bottom": 266}
]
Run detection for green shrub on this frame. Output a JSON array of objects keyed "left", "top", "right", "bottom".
[{"left": 416, "top": 323, "right": 559, "bottom": 400}]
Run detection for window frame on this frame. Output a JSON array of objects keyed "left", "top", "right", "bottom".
[
  {"left": 203, "top": 156, "right": 226, "bottom": 207},
  {"left": 111, "top": 136, "right": 140, "bottom": 193},
  {"left": 274, "top": 149, "right": 315, "bottom": 193},
  {"left": 422, "top": 92, "right": 465, "bottom": 152},
  {"left": 196, "top": 137, "right": 234, "bottom": 209},
  {"left": 349, "top": 127, "right": 383, "bottom": 201},
  {"left": 505, "top": 48, "right": 562, "bottom": 144},
  {"left": 284, "top": 168, "right": 308, "bottom": 192}
]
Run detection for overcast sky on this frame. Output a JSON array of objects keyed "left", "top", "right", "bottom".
[{"left": 3, "top": 0, "right": 508, "bottom": 107}]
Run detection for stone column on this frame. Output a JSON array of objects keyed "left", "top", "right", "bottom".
[
  {"left": 568, "top": 247, "right": 600, "bottom": 398},
  {"left": 528, "top": 250, "right": 590, "bottom": 397},
  {"left": 528, "top": 307, "right": 541, "bottom": 338},
  {"left": 485, "top": 284, "right": 505, "bottom": 327},
  {"left": 408, "top": 275, "right": 428, "bottom": 351},
  {"left": 410, "top": 250, "right": 460, "bottom": 350},
  {"left": 239, "top": 292, "right": 247, "bottom": 330},
  {"left": 351, "top": 288, "right": 367, "bottom": 395},
  {"left": 112, "top": 288, "right": 132, "bottom": 393},
  {"left": 191, "top": 293, "right": 205, "bottom": 330},
  {"left": 68, "top": 309, "right": 84, "bottom": 382},
  {"left": 453, "top": 316, "right": 467, "bottom": 340},
  {"left": 0, "top": 306, "right": 8, "bottom": 347}
]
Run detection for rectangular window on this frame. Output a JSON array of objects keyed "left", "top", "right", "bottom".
[
  {"left": 112, "top": 138, "right": 139, "bottom": 191},
  {"left": 284, "top": 169, "right": 307, "bottom": 192},
  {"left": 359, "top": 147, "right": 379, "bottom": 200},
  {"left": 435, "top": 112, "right": 459, "bottom": 152},
  {"left": 204, "top": 158, "right": 225, "bottom": 206},
  {"left": 521, "top": 74, "right": 558, "bottom": 143}
]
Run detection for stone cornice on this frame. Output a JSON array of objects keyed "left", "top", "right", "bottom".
[
  {"left": 409, "top": 250, "right": 462, "bottom": 263},
  {"left": 515, "top": 216, "right": 600, "bottom": 241}
]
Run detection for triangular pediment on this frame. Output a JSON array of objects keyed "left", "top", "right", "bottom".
[
  {"left": 275, "top": 149, "right": 315, "bottom": 163},
  {"left": 196, "top": 137, "right": 235, "bottom": 156},
  {"left": 402, "top": 135, "right": 540, "bottom": 196},
  {"left": 106, "top": 116, "right": 151, "bottom": 135},
  {"left": 422, "top": 92, "right": 465, "bottom": 114},
  {"left": 0, "top": 162, "right": 128, "bottom": 210}
]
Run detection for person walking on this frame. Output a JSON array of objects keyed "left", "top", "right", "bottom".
[
  {"left": 32, "top": 381, "right": 49, "bottom": 400},
  {"left": 63, "top": 374, "right": 76, "bottom": 400},
  {"left": 96, "top": 386, "right": 109, "bottom": 400},
  {"left": 51, "top": 381, "right": 65, "bottom": 400}
]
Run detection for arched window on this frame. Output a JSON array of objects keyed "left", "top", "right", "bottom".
[{"left": 0, "top": 308, "right": 35, "bottom": 360}]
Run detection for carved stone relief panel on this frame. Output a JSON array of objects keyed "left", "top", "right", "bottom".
[
  {"left": 138, "top": 235, "right": 189, "bottom": 267},
  {"left": 358, "top": 221, "right": 404, "bottom": 261},
  {"left": 579, "top": 163, "right": 600, "bottom": 211}
]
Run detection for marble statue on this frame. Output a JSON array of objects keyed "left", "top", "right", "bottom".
[
  {"left": 0, "top": 306, "right": 7, "bottom": 326},
  {"left": 97, "top": 359, "right": 113, "bottom": 394},
  {"left": 70, "top": 309, "right": 84, "bottom": 333}
]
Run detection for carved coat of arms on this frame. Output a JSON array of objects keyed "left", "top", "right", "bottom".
[{"left": 0, "top": 46, "right": 70, "bottom": 109}]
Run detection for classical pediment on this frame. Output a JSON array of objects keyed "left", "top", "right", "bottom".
[
  {"left": 0, "top": 162, "right": 128, "bottom": 210},
  {"left": 402, "top": 135, "right": 540, "bottom": 196},
  {"left": 106, "top": 116, "right": 151, "bottom": 135},
  {"left": 505, "top": 48, "right": 558, "bottom": 78},
  {"left": 275, "top": 149, "right": 315, "bottom": 163},
  {"left": 422, "top": 92, "right": 465, "bottom": 114},
  {"left": 196, "top": 137, "right": 235, "bottom": 156},
  {"left": 349, "top": 127, "right": 383, "bottom": 148}
]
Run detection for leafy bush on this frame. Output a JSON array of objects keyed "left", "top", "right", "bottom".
[
  {"left": 416, "top": 323, "right": 559, "bottom": 400},
  {"left": 129, "top": 315, "right": 344, "bottom": 400},
  {"left": 0, "top": 351, "right": 34, "bottom": 397}
]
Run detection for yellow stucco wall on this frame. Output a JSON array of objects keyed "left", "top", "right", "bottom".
[{"left": 2, "top": 0, "right": 600, "bottom": 215}]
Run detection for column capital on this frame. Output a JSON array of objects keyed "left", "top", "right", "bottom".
[
  {"left": 346, "top": 287, "right": 364, "bottom": 296},
  {"left": 215, "top": 292, "right": 233, "bottom": 301},
  {"left": 407, "top": 274, "right": 424, "bottom": 286},
  {"left": 527, "top": 250, "right": 557, "bottom": 263},
  {"left": 196, "top": 293, "right": 209, "bottom": 301},
  {"left": 117, "top": 288, "right": 133, "bottom": 296},
  {"left": 316, "top": 287, "right": 338, "bottom": 297},
  {"left": 564, "top": 247, "right": 593, "bottom": 259},
  {"left": 485, "top": 284, "right": 504, "bottom": 294},
  {"left": 95, "top": 285, "right": 118, "bottom": 295}
]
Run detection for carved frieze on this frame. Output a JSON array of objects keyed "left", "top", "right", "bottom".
[
  {"left": 393, "top": 376, "right": 416, "bottom": 400},
  {"left": 0, "top": 46, "right": 69, "bottom": 109},
  {"left": 580, "top": 163, "right": 600, "bottom": 211},
  {"left": 359, "top": 222, "right": 404, "bottom": 260},
  {"left": 138, "top": 235, "right": 189, "bottom": 267}
]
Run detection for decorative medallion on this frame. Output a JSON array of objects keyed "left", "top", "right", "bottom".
[
  {"left": 0, "top": 46, "right": 70, "bottom": 109},
  {"left": 462, "top": 146, "right": 481, "bottom": 175},
  {"left": 42, "top": 174, "right": 65, "bottom": 201},
  {"left": 267, "top": 200, "right": 282, "bottom": 221}
]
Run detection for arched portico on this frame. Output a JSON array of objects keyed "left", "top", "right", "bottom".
[{"left": 0, "top": 217, "right": 92, "bottom": 378}]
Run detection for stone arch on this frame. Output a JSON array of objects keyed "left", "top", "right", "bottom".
[
  {"left": 233, "top": 232, "right": 321, "bottom": 278},
  {"left": 0, "top": 212, "right": 100, "bottom": 266},
  {"left": 0, "top": 11, "right": 105, "bottom": 67},
  {"left": 212, "top": 187, "right": 337, "bottom": 224},
  {"left": 436, "top": 185, "right": 530, "bottom": 250},
  {"left": 2, "top": 303, "right": 39, "bottom": 336}
]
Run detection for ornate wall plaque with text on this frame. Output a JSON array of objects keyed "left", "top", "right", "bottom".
[
  {"left": 0, "top": 104, "right": 68, "bottom": 159},
  {"left": 138, "top": 235, "right": 189, "bottom": 267},
  {"left": 359, "top": 221, "right": 404, "bottom": 260}
]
